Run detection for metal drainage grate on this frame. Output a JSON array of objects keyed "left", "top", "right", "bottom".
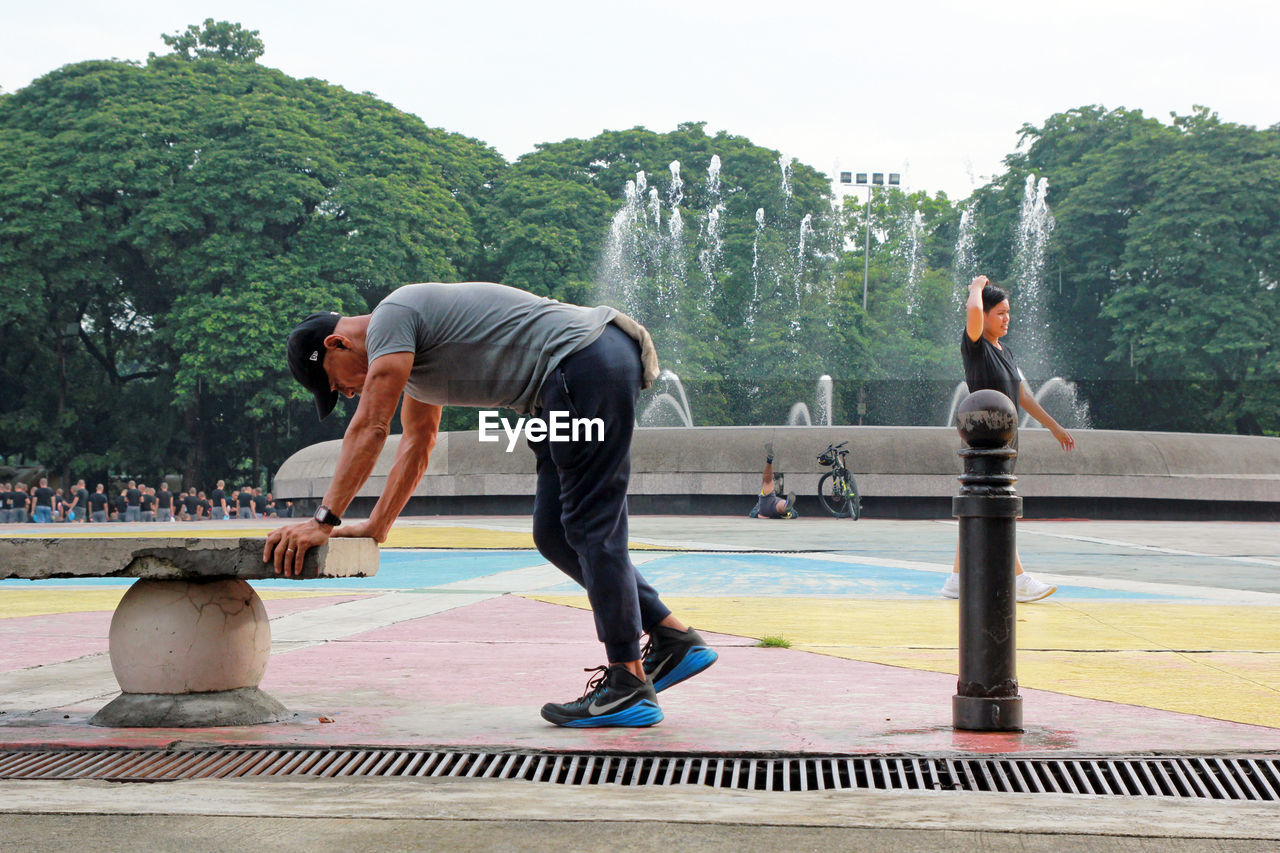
[{"left": 0, "top": 748, "right": 1277, "bottom": 799}]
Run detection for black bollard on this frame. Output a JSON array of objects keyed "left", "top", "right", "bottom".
[{"left": 952, "top": 389, "right": 1023, "bottom": 731}]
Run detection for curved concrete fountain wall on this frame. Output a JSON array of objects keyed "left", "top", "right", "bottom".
[{"left": 273, "top": 426, "right": 1280, "bottom": 520}]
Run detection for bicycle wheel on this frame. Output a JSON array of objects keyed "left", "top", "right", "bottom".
[
  {"left": 817, "top": 471, "right": 852, "bottom": 518},
  {"left": 845, "top": 472, "right": 862, "bottom": 520}
]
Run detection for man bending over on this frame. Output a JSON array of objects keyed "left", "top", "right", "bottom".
[{"left": 265, "top": 282, "right": 717, "bottom": 728}]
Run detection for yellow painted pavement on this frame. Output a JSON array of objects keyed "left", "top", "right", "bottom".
[
  {"left": 530, "top": 594, "right": 1280, "bottom": 729},
  {"left": 385, "top": 527, "right": 666, "bottom": 551},
  {"left": 1, "top": 525, "right": 665, "bottom": 550},
  {"left": 0, "top": 587, "right": 351, "bottom": 619},
  {"left": 0, "top": 589, "right": 131, "bottom": 618},
  {"left": 385, "top": 527, "right": 534, "bottom": 549}
]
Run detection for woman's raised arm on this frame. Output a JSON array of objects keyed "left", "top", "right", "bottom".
[{"left": 965, "top": 275, "right": 989, "bottom": 342}]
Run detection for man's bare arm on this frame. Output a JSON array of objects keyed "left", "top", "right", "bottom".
[
  {"left": 265, "top": 351, "right": 413, "bottom": 575},
  {"left": 335, "top": 395, "right": 441, "bottom": 542},
  {"left": 318, "top": 351, "right": 416, "bottom": 518}
]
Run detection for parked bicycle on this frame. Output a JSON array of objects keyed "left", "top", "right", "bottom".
[{"left": 817, "top": 441, "right": 861, "bottom": 519}]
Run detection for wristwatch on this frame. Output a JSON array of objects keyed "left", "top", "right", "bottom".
[{"left": 313, "top": 505, "right": 342, "bottom": 527}]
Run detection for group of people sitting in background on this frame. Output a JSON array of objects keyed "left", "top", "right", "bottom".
[{"left": 0, "top": 477, "right": 294, "bottom": 523}]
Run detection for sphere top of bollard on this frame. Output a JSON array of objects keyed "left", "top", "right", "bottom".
[{"left": 956, "top": 389, "right": 1018, "bottom": 448}]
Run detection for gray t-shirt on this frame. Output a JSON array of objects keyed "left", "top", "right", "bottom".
[{"left": 365, "top": 282, "right": 618, "bottom": 414}]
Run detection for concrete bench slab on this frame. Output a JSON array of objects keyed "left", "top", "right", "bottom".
[
  {"left": 0, "top": 537, "right": 378, "bottom": 728},
  {"left": 0, "top": 536, "right": 378, "bottom": 581}
]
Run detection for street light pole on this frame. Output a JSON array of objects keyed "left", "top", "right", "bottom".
[
  {"left": 837, "top": 171, "right": 901, "bottom": 312},
  {"left": 836, "top": 170, "right": 900, "bottom": 428},
  {"left": 862, "top": 187, "right": 872, "bottom": 311}
]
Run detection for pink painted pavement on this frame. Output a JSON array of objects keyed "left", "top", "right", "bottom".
[
  {"left": 3, "top": 595, "right": 1278, "bottom": 756},
  {"left": 0, "top": 595, "right": 366, "bottom": 674},
  {"left": 0, "top": 611, "right": 112, "bottom": 671}
]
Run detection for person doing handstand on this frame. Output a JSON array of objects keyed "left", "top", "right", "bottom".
[{"left": 748, "top": 442, "right": 797, "bottom": 519}]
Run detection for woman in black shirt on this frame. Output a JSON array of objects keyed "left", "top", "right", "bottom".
[{"left": 942, "top": 275, "right": 1075, "bottom": 603}]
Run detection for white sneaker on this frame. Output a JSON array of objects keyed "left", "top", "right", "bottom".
[
  {"left": 1016, "top": 573, "right": 1057, "bottom": 603},
  {"left": 940, "top": 573, "right": 959, "bottom": 599}
]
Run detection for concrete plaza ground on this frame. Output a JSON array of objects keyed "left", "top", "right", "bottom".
[{"left": 1, "top": 515, "right": 1278, "bottom": 849}]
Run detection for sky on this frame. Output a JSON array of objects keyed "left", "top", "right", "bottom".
[{"left": 3, "top": 0, "right": 1277, "bottom": 200}]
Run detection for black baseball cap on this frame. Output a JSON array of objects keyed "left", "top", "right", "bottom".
[{"left": 287, "top": 311, "right": 342, "bottom": 419}]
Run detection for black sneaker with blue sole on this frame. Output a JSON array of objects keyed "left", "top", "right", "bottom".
[
  {"left": 540, "top": 664, "right": 663, "bottom": 727},
  {"left": 643, "top": 625, "right": 719, "bottom": 693}
]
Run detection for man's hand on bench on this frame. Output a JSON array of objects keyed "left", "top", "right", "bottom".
[
  {"left": 264, "top": 520, "right": 333, "bottom": 577},
  {"left": 332, "top": 519, "right": 382, "bottom": 542}
]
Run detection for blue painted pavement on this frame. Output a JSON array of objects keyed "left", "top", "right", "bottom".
[{"left": 0, "top": 550, "right": 1194, "bottom": 600}]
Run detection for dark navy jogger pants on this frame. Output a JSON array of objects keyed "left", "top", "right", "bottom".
[{"left": 530, "top": 324, "right": 672, "bottom": 663}]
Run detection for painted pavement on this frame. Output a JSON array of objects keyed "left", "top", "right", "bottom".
[{"left": 1, "top": 518, "right": 1277, "bottom": 755}]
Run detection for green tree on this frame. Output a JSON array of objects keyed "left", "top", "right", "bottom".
[
  {"left": 1012, "top": 106, "right": 1173, "bottom": 383},
  {"left": 1104, "top": 109, "right": 1280, "bottom": 434},
  {"left": 0, "top": 23, "right": 505, "bottom": 485},
  {"left": 160, "top": 19, "right": 265, "bottom": 62}
]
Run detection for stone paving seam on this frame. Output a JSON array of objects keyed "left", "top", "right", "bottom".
[{"left": 1014, "top": 527, "right": 1280, "bottom": 568}]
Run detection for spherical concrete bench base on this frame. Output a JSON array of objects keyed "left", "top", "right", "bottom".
[
  {"left": 90, "top": 687, "right": 292, "bottom": 728},
  {"left": 95, "top": 577, "right": 285, "bottom": 728},
  {"left": 108, "top": 578, "right": 271, "bottom": 696}
]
